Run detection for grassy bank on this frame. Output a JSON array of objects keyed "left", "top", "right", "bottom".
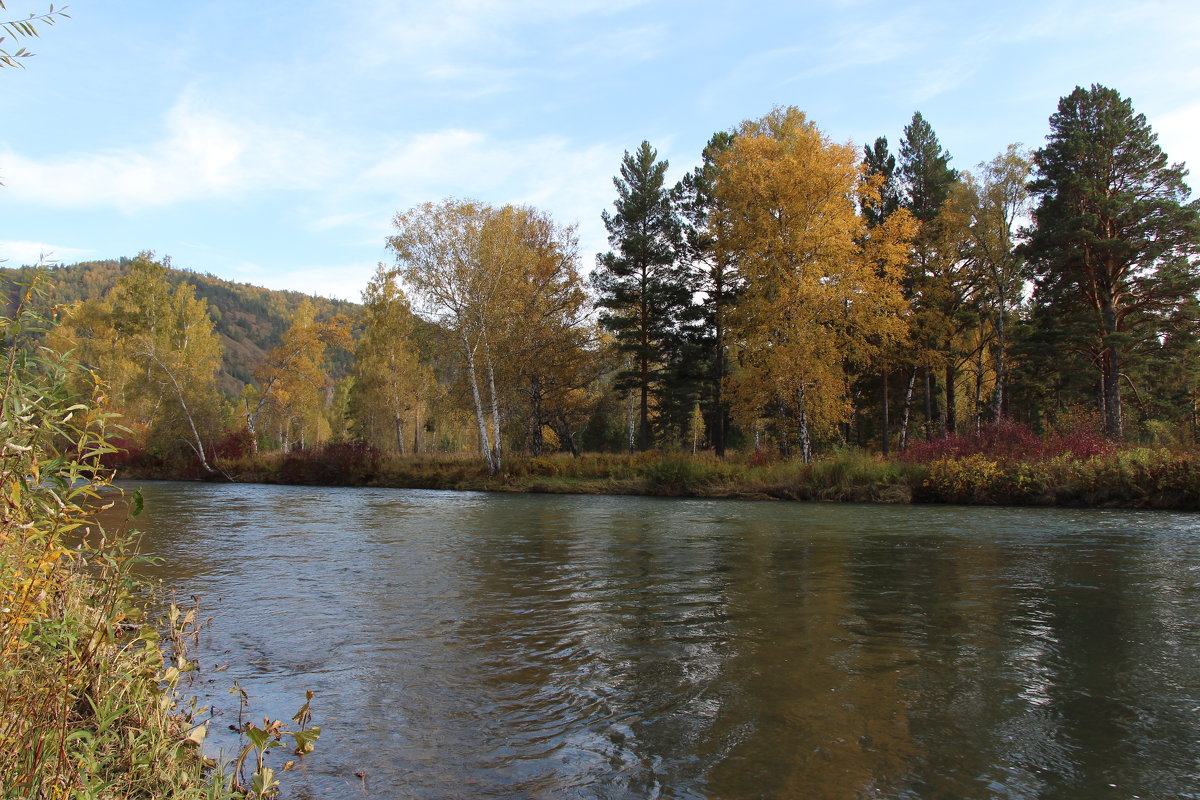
[
  {"left": 182, "top": 437, "right": 1200, "bottom": 509},
  {"left": 0, "top": 282, "right": 219, "bottom": 797},
  {"left": 1, "top": 276, "right": 317, "bottom": 798}
]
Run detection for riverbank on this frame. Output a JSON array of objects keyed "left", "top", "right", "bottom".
[
  {"left": 1, "top": 296, "right": 229, "bottom": 795},
  {"left": 125, "top": 443, "right": 1200, "bottom": 510}
]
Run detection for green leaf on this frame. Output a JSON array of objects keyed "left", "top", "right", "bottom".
[
  {"left": 246, "top": 726, "right": 269, "bottom": 751},
  {"left": 252, "top": 766, "right": 278, "bottom": 796}
]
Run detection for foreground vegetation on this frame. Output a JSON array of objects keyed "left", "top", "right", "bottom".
[
  {"left": 0, "top": 276, "right": 317, "bottom": 798},
  {"left": 138, "top": 427, "right": 1200, "bottom": 510}
]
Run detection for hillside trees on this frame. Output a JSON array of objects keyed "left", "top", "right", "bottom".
[
  {"left": 248, "top": 300, "right": 350, "bottom": 452},
  {"left": 57, "top": 253, "right": 225, "bottom": 472},
  {"left": 1024, "top": 84, "right": 1200, "bottom": 440},
  {"left": 349, "top": 265, "right": 434, "bottom": 454},
  {"left": 713, "top": 106, "right": 916, "bottom": 461},
  {"left": 593, "top": 141, "right": 690, "bottom": 452}
]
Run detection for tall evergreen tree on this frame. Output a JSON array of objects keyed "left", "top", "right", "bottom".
[
  {"left": 860, "top": 135, "right": 905, "bottom": 454},
  {"left": 1024, "top": 84, "right": 1200, "bottom": 440},
  {"left": 899, "top": 112, "right": 959, "bottom": 224},
  {"left": 593, "top": 141, "right": 688, "bottom": 451},
  {"left": 899, "top": 111, "right": 968, "bottom": 439},
  {"left": 676, "top": 130, "right": 739, "bottom": 456},
  {"left": 862, "top": 136, "right": 901, "bottom": 228}
]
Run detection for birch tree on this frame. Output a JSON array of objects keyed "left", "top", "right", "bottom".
[
  {"left": 961, "top": 145, "right": 1032, "bottom": 422},
  {"left": 388, "top": 200, "right": 509, "bottom": 472},
  {"left": 58, "top": 253, "right": 225, "bottom": 472},
  {"left": 390, "top": 200, "right": 595, "bottom": 468},
  {"left": 350, "top": 264, "right": 433, "bottom": 454},
  {"left": 251, "top": 301, "right": 349, "bottom": 451},
  {"left": 714, "top": 107, "right": 915, "bottom": 461},
  {"left": 492, "top": 208, "right": 597, "bottom": 456}
]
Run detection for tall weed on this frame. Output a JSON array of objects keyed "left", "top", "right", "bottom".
[{"left": 1, "top": 271, "right": 317, "bottom": 798}]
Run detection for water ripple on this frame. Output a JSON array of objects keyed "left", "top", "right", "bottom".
[{"left": 115, "top": 482, "right": 1200, "bottom": 799}]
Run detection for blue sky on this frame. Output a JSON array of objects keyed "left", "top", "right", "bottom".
[{"left": 2, "top": 0, "right": 1198, "bottom": 300}]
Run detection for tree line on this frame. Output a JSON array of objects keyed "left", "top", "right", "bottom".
[{"left": 38, "top": 84, "right": 1200, "bottom": 474}]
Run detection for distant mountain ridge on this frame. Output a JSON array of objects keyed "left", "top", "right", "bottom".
[{"left": 2, "top": 258, "right": 359, "bottom": 396}]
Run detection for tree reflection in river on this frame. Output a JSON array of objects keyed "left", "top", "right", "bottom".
[{"left": 117, "top": 483, "right": 1200, "bottom": 799}]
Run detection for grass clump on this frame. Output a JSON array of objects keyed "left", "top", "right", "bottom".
[{"left": 2, "top": 272, "right": 318, "bottom": 798}]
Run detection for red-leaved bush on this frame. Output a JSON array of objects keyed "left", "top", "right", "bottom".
[
  {"left": 900, "top": 420, "right": 1112, "bottom": 463},
  {"left": 213, "top": 427, "right": 255, "bottom": 460}
]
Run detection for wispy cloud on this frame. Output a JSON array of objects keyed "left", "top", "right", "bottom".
[
  {"left": 339, "top": 0, "right": 654, "bottom": 90},
  {"left": 332, "top": 128, "right": 620, "bottom": 261},
  {"left": 226, "top": 259, "right": 379, "bottom": 302},
  {"left": 0, "top": 240, "right": 93, "bottom": 267},
  {"left": 0, "top": 94, "right": 339, "bottom": 210}
]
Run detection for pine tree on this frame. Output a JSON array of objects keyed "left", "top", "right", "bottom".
[
  {"left": 899, "top": 111, "right": 968, "bottom": 440},
  {"left": 899, "top": 112, "right": 959, "bottom": 224},
  {"left": 592, "top": 141, "right": 689, "bottom": 451},
  {"left": 862, "top": 136, "right": 901, "bottom": 228},
  {"left": 676, "top": 130, "right": 739, "bottom": 456},
  {"left": 860, "top": 135, "right": 904, "bottom": 455},
  {"left": 1024, "top": 84, "right": 1200, "bottom": 440}
]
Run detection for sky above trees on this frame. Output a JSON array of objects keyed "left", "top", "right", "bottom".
[{"left": 1, "top": 0, "right": 1197, "bottom": 299}]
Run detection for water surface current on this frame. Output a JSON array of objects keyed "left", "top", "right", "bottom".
[{"left": 120, "top": 482, "right": 1200, "bottom": 799}]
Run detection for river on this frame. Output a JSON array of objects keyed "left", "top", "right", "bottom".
[{"left": 119, "top": 481, "right": 1200, "bottom": 799}]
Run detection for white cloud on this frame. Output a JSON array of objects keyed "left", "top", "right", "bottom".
[
  {"left": 0, "top": 94, "right": 338, "bottom": 210},
  {"left": 346, "top": 128, "right": 622, "bottom": 267},
  {"left": 227, "top": 260, "right": 378, "bottom": 302},
  {"left": 343, "top": 0, "right": 653, "bottom": 86},
  {"left": 0, "top": 240, "right": 93, "bottom": 267},
  {"left": 1151, "top": 101, "right": 1200, "bottom": 182}
]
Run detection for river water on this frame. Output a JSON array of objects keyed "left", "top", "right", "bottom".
[{"left": 118, "top": 481, "right": 1200, "bottom": 799}]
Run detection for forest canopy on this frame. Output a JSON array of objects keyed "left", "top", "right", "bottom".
[{"left": 9, "top": 85, "right": 1199, "bottom": 474}]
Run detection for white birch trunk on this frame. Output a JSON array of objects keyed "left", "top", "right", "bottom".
[
  {"left": 462, "top": 330, "right": 496, "bottom": 473},
  {"left": 899, "top": 368, "right": 916, "bottom": 452},
  {"left": 797, "top": 385, "right": 812, "bottom": 463},
  {"left": 482, "top": 328, "right": 502, "bottom": 471}
]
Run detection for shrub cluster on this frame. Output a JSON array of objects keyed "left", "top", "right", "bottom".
[
  {"left": 277, "top": 441, "right": 381, "bottom": 485},
  {"left": 900, "top": 420, "right": 1112, "bottom": 463}
]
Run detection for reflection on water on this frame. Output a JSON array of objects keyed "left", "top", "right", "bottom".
[{"left": 111, "top": 482, "right": 1200, "bottom": 799}]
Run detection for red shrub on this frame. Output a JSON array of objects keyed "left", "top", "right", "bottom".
[
  {"left": 1044, "top": 424, "right": 1113, "bottom": 459},
  {"left": 214, "top": 427, "right": 255, "bottom": 460},
  {"left": 900, "top": 420, "right": 1044, "bottom": 463}
]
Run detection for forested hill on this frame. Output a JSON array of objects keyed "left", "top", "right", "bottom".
[{"left": 1, "top": 258, "right": 359, "bottom": 396}]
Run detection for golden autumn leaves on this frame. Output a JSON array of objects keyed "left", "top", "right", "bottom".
[
  {"left": 385, "top": 106, "right": 922, "bottom": 464},
  {"left": 714, "top": 107, "right": 917, "bottom": 456}
]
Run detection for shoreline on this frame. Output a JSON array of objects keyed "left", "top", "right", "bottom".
[{"left": 113, "top": 447, "right": 1200, "bottom": 511}]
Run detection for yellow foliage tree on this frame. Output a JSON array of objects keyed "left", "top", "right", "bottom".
[
  {"left": 714, "top": 107, "right": 916, "bottom": 460},
  {"left": 389, "top": 199, "right": 592, "bottom": 469},
  {"left": 55, "top": 253, "right": 225, "bottom": 472},
  {"left": 490, "top": 207, "right": 597, "bottom": 456},
  {"left": 350, "top": 264, "right": 435, "bottom": 454},
  {"left": 249, "top": 301, "right": 350, "bottom": 452}
]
